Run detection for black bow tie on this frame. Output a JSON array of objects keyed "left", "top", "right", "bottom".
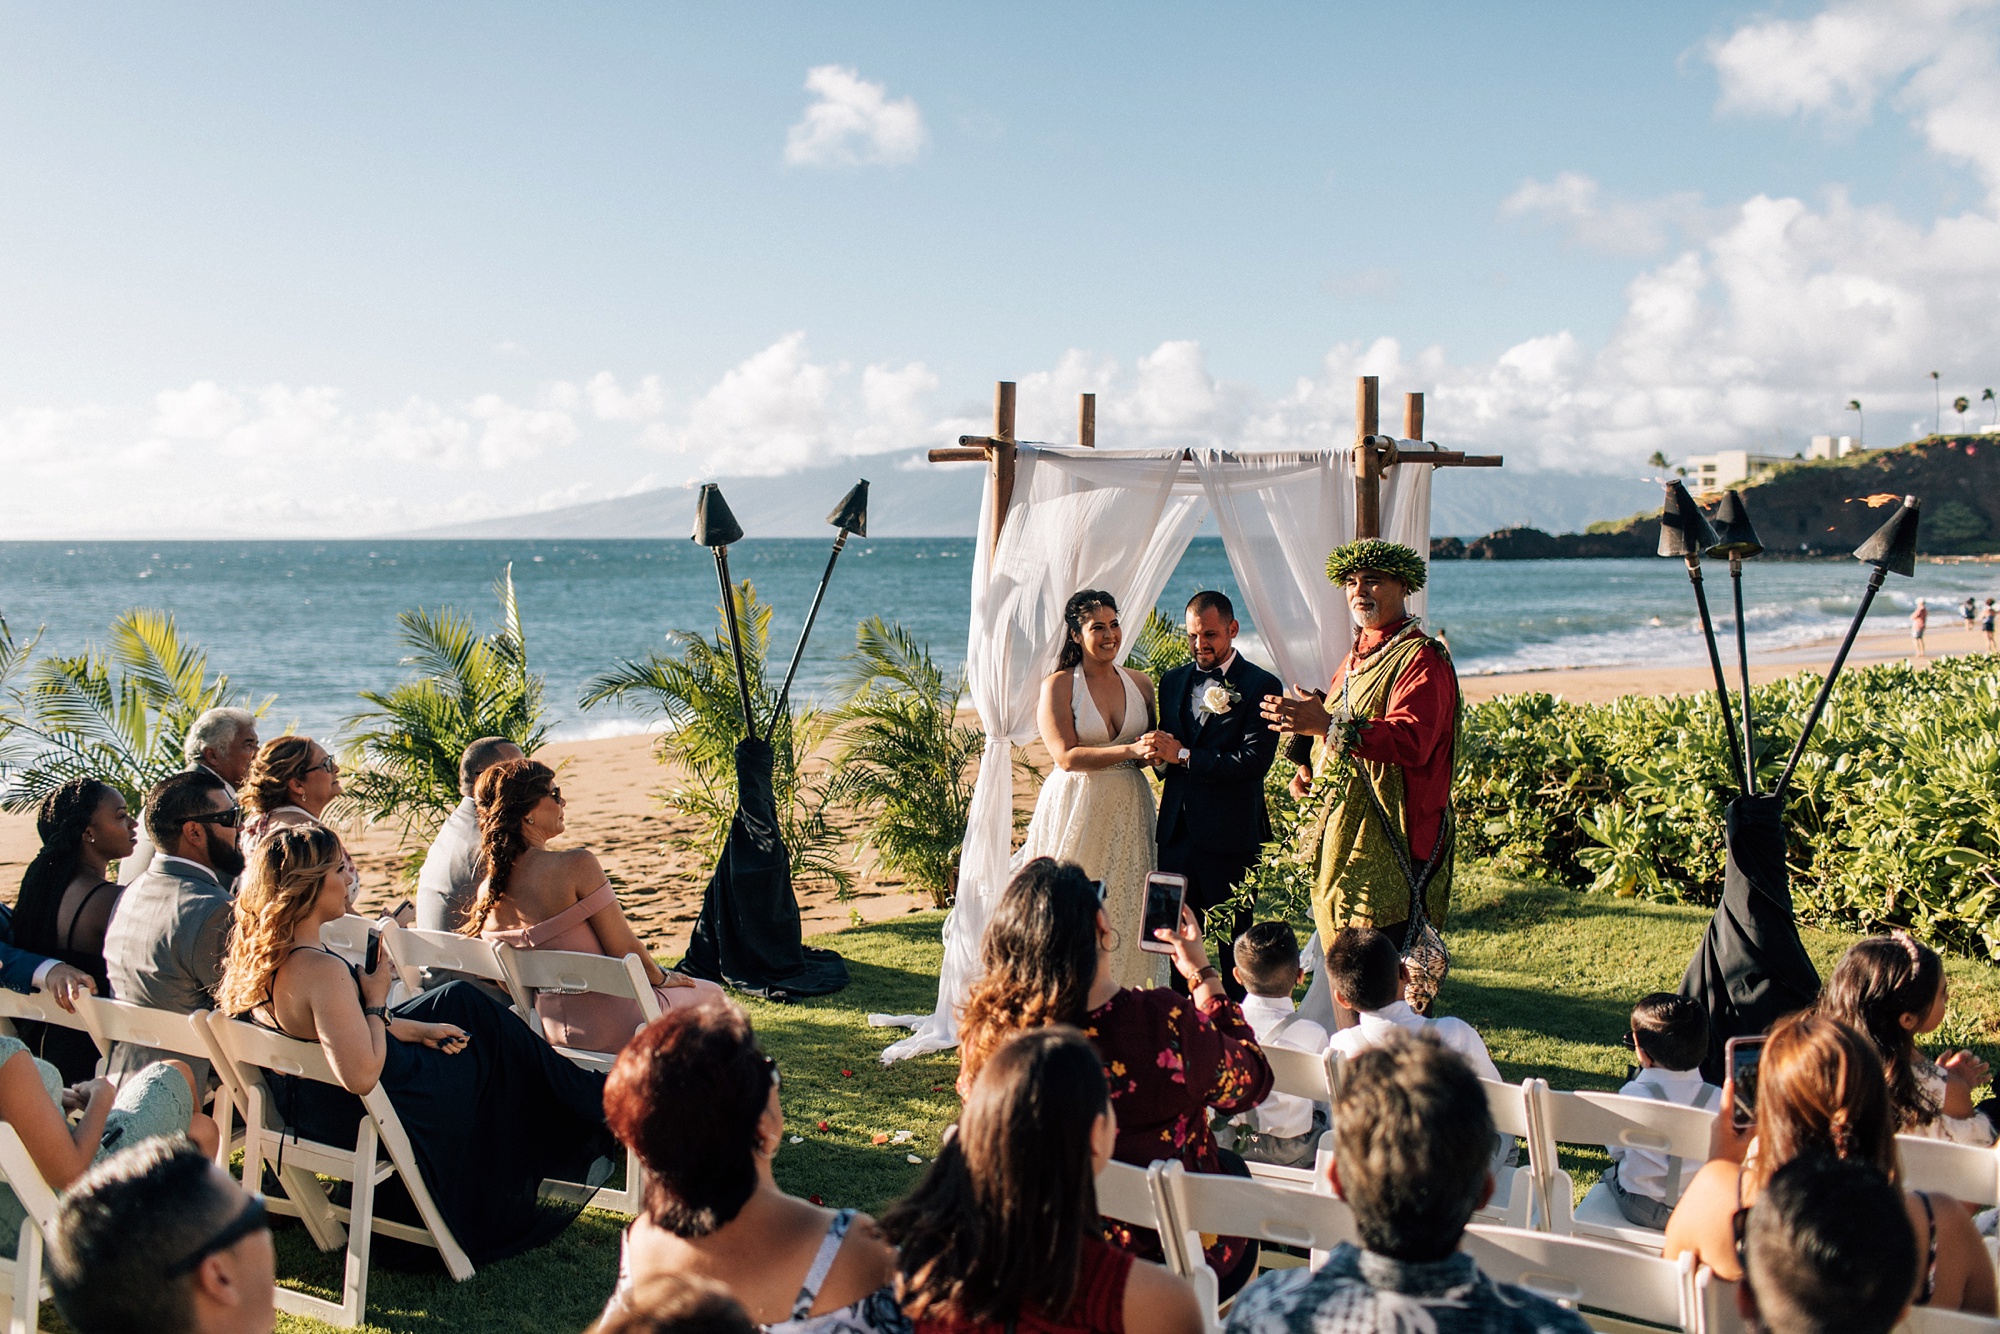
[{"left": 1196, "top": 667, "right": 1227, "bottom": 683}]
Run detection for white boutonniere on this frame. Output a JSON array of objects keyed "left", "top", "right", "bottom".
[{"left": 1198, "top": 679, "right": 1242, "bottom": 718}]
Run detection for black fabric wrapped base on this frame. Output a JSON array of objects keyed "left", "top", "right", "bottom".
[
  {"left": 1679, "top": 794, "right": 1822, "bottom": 1083},
  {"left": 679, "top": 738, "right": 848, "bottom": 1001}
]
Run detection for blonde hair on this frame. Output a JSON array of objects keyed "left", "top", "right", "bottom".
[
  {"left": 239, "top": 736, "right": 321, "bottom": 816},
  {"left": 216, "top": 825, "right": 347, "bottom": 1016}
]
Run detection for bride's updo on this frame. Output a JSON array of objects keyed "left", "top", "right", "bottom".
[{"left": 1056, "top": 590, "right": 1118, "bottom": 672}]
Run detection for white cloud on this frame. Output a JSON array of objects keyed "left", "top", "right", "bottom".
[
  {"left": 466, "top": 394, "right": 579, "bottom": 467},
  {"left": 1500, "top": 172, "right": 1713, "bottom": 256},
  {"left": 784, "top": 65, "right": 927, "bottom": 168}
]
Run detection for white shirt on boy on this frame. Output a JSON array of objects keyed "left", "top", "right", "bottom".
[
  {"left": 1235, "top": 992, "right": 1330, "bottom": 1139},
  {"left": 1327, "top": 999, "right": 1503, "bottom": 1084},
  {"left": 1610, "top": 1064, "right": 1720, "bottom": 1202}
]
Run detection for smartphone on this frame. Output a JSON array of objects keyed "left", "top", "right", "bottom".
[
  {"left": 363, "top": 928, "right": 382, "bottom": 974},
  {"left": 1726, "top": 1034, "right": 1766, "bottom": 1130},
  {"left": 1139, "top": 872, "right": 1188, "bottom": 955}
]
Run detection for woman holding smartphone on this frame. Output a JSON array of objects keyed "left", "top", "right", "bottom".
[
  {"left": 956, "top": 858, "right": 1273, "bottom": 1301},
  {"left": 1662, "top": 1012, "right": 1995, "bottom": 1315}
]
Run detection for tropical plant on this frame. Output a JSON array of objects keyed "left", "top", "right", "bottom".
[
  {"left": 341, "top": 564, "right": 550, "bottom": 843},
  {"left": 828, "top": 618, "right": 984, "bottom": 908},
  {"left": 0, "top": 609, "right": 267, "bottom": 812},
  {"left": 1125, "top": 607, "right": 1192, "bottom": 686},
  {"left": 581, "top": 579, "right": 851, "bottom": 897},
  {"left": 1647, "top": 450, "right": 1670, "bottom": 471}
]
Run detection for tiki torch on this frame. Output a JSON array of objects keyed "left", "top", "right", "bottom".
[
  {"left": 1774, "top": 496, "right": 1922, "bottom": 798},
  {"left": 1659, "top": 481, "right": 1747, "bottom": 792},
  {"left": 1707, "top": 490, "right": 1765, "bottom": 793},
  {"left": 693, "top": 483, "right": 758, "bottom": 743},
  {"left": 773, "top": 480, "right": 869, "bottom": 724}
]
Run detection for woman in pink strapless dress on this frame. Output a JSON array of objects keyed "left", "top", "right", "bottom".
[{"left": 466, "top": 758, "right": 723, "bottom": 1053}]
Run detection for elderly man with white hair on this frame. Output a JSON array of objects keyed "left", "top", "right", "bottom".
[{"left": 119, "top": 707, "right": 260, "bottom": 886}]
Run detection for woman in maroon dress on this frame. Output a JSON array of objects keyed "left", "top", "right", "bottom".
[{"left": 957, "top": 858, "right": 1272, "bottom": 1297}]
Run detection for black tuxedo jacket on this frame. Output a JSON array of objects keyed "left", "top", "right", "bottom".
[{"left": 1155, "top": 654, "right": 1282, "bottom": 864}]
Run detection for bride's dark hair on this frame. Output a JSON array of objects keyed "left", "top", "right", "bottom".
[{"left": 1055, "top": 590, "right": 1118, "bottom": 672}]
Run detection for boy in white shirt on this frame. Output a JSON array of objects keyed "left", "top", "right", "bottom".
[
  {"left": 1601, "top": 992, "right": 1720, "bottom": 1229},
  {"left": 1218, "top": 921, "right": 1330, "bottom": 1168},
  {"left": 1323, "top": 927, "right": 1501, "bottom": 1081}
]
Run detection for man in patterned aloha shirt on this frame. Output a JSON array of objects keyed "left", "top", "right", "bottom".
[{"left": 1226, "top": 1033, "right": 1590, "bottom": 1334}]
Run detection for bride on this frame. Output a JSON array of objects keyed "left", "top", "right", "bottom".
[{"left": 1016, "top": 589, "right": 1163, "bottom": 989}]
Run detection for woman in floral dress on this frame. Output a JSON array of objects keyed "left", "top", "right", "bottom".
[{"left": 957, "top": 858, "right": 1273, "bottom": 1299}]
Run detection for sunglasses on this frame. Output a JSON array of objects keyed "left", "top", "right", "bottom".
[
  {"left": 166, "top": 1194, "right": 269, "bottom": 1277},
  {"left": 1093, "top": 879, "right": 1107, "bottom": 903},
  {"left": 545, "top": 787, "right": 564, "bottom": 805},
  {"left": 188, "top": 805, "right": 243, "bottom": 829},
  {"left": 305, "top": 755, "right": 340, "bottom": 776}
]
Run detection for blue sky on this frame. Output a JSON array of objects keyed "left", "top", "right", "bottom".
[{"left": 2, "top": 1, "right": 1996, "bottom": 535}]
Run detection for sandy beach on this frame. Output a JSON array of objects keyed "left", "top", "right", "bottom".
[{"left": 0, "top": 622, "right": 1981, "bottom": 959}]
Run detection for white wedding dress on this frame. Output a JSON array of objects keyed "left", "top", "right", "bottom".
[{"left": 1013, "top": 665, "right": 1163, "bottom": 990}]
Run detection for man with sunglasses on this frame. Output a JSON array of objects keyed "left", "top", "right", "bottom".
[
  {"left": 103, "top": 770, "right": 245, "bottom": 1084},
  {"left": 50, "top": 1137, "right": 275, "bottom": 1334}
]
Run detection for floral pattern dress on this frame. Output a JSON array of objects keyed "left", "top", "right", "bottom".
[{"left": 1085, "top": 986, "right": 1274, "bottom": 1279}]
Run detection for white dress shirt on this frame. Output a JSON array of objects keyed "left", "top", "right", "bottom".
[
  {"left": 1609, "top": 1065, "right": 1719, "bottom": 1202},
  {"left": 1327, "top": 999, "right": 1503, "bottom": 1083},
  {"left": 1235, "top": 992, "right": 1330, "bottom": 1139}
]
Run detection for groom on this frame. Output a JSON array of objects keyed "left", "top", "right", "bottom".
[{"left": 1143, "top": 591, "right": 1281, "bottom": 998}]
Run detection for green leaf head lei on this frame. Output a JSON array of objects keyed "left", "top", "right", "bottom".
[{"left": 1324, "top": 539, "right": 1428, "bottom": 592}]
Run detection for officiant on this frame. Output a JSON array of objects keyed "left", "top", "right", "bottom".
[{"left": 1261, "top": 539, "right": 1460, "bottom": 964}]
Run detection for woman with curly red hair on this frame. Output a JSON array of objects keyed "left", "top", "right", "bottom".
[{"left": 468, "top": 758, "right": 721, "bottom": 1053}]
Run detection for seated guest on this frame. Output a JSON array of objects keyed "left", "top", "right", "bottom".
[
  {"left": 471, "top": 759, "right": 720, "bottom": 1051},
  {"left": 1600, "top": 993, "right": 1720, "bottom": 1229},
  {"left": 0, "top": 904, "right": 95, "bottom": 1009},
  {"left": 888, "top": 1027, "right": 1201, "bottom": 1334},
  {"left": 1663, "top": 1012, "right": 1996, "bottom": 1312},
  {"left": 49, "top": 1137, "right": 276, "bottom": 1334},
  {"left": 1226, "top": 1033, "right": 1592, "bottom": 1334},
  {"left": 956, "top": 858, "right": 1272, "bottom": 1298},
  {"left": 1216, "top": 920, "right": 1328, "bottom": 1169},
  {"left": 216, "top": 825, "right": 616, "bottom": 1265},
  {"left": 1820, "top": 931, "right": 1994, "bottom": 1143},
  {"left": 1737, "top": 1154, "right": 1916, "bottom": 1334},
  {"left": 104, "top": 770, "right": 243, "bottom": 1083},
  {"left": 0, "top": 1034, "right": 220, "bottom": 1256},
  {"left": 121, "top": 706, "right": 261, "bottom": 885},
  {"left": 595, "top": 1274, "right": 756, "bottom": 1334},
  {"left": 10, "top": 778, "right": 137, "bottom": 1081},
  {"left": 416, "top": 736, "right": 523, "bottom": 934},
  {"left": 597, "top": 1004, "right": 907, "bottom": 1332},
  {"left": 1323, "top": 927, "right": 1501, "bottom": 1080}
]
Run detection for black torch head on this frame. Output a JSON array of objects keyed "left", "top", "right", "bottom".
[
  {"left": 692, "top": 483, "right": 745, "bottom": 548},
  {"left": 1659, "top": 480, "right": 1720, "bottom": 558},
  {"left": 1853, "top": 495, "right": 1921, "bottom": 577},
  {"left": 827, "top": 480, "right": 869, "bottom": 537},
  {"left": 1706, "top": 489, "right": 1765, "bottom": 560}
]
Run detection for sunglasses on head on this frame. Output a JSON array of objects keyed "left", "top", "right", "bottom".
[
  {"left": 188, "top": 805, "right": 243, "bottom": 829},
  {"left": 165, "top": 1194, "right": 269, "bottom": 1277}
]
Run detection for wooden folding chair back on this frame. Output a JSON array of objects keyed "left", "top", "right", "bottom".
[
  {"left": 198, "top": 1011, "right": 474, "bottom": 1328},
  {"left": 68, "top": 996, "right": 235, "bottom": 1170},
  {"left": 1462, "top": 1223, "right": 1696, "bottom": 1332},
  {"left": 491, "top": 945, "right": 659, "bottom": 1066},
  {"left": 1534, "top": 1086, "right": 1717, "bottom": 1248},
  {"left": 0, "top": 1124, "right": 58, "bottom": 1334},
  {"left": 1240, "top": 1045, "right": 1339, "bottom": 1190},
  {"left": 1476, "top": 1077, "right": 1545, "bottom": 1230},
  {"left": 1902, "top": 1308, "right": 2000, "bottom": 1331},
  {"left": 1897, "top": 1134, "right": 2000, "bottom": 1210},
  {"left": 1155, "top": 1158, "right": 1360, "bottom": 1288},
  {"left": 0, "top": 990, "right": 91, "bottom": 1045},
  {"left": 377, "top": 922, "right": 518, "bottom": 1009}
]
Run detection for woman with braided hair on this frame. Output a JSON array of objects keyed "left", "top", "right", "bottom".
[
  {"left": 11, "top": 779, "right": 136, "bottom": 1081},
  {"left": 469, "top": 758, "right": 721, "bottom": 1053},
  {"left": 1662, "top": 1011, "right": 1995, "bottom": 1314}
]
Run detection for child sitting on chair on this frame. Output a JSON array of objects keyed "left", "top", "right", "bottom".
[
  {"left": 1601, "top": 992, "right": 1720, "bottom": 1230},
  {"left": 1323, "top": 927, "right": 1501, "bottom": 1080},
  {"left": 1216, "top": 921, "right": 1328, "bottom": 1169}
]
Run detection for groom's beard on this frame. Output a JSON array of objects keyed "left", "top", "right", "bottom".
[{"left": 204, "top": 826, "right": 247, "bottom": 881}]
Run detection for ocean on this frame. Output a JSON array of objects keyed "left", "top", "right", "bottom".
[{"left": 1, "top": 538, "right": 1993, "bottom": 741}]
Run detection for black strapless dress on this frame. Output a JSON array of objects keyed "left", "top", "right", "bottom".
[{"left": 268, "top": 979, "right": 615, "bottom": 1267}]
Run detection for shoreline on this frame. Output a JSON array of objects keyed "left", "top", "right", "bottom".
[{"left": 0, "top": 625, "right": 1983, "bottom": 956}]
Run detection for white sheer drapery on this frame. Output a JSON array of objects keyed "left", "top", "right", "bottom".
[{"left": 874, "top": 444, "right": 1434, "bottom": 1061}]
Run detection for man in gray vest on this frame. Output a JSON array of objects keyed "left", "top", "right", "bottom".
[
  {"left": 103, "top": 770, "right": 245, "bottom": 1082},
  {"left": 119, "top": 707, "right": 260, "bottom": 886}
]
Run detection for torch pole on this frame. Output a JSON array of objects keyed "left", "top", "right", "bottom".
[
  {"left": 1730, "top": 555, "right": 1756, "bottom": 794},
  {"left": 1775, "top": 565, "right": 1886, "bottom": 799},
  {"left": 773, "top": 529, "right": 850, "bottom": 725},
  {"left": 712, "top": 547, "right": 758, "bottom": 743},
  {"left": 1686, "top": 556, "right": 1749, "bottom": 793}
]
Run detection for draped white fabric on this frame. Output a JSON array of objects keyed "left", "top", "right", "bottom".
[
  {"left": 873, "top": 444, "right": 1433, "bottom": 1061},
  {"left": 875, "top": 447, "right": 1202, "bottom": 1060},
  {"left": 1380, "top": 441, "right": 1435, "bottom": 626}
]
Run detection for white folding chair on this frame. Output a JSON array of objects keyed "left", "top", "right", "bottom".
[
  {"left": 1903, "top": 1309, "right": 2000, "bottom": 1331},
  {"left": 1462, "top": 1223, "right": 1697, "bottom": 1332},
  {"left": 1154, "top": 1160, "right": 1359, "bottom": 1329},
  {"left": 319, "top": 915, "right": 412, "bottom": 1008},
  {"left": 1534, "top": 1086, "right": 1718, "bottom": 1249},
  {"left": 0, "top": 1125, "right": 58, "bottom": 1334},
  {"left": 1898, "top": 1135, "right": 2000, "bottom": 1210},
  {"left": 1095, "top": 1161, "right": 1212, "bottom": 1317},
  {"left": 68, "top": 996, "right": 237, "bottom": 1172},
  {"left": 0, "top": 989, "right": 92, "bottom": 1047},
  {"left": 1692, "top": 1266, "right": 1745, "bottom": 1334},
  {"left": 1242, "top": 1045, "right": 1339, "bottom": 1189},
  {"left": 491, "top": 945, "right": 659, "bottom": 1071},
  {"left": 376, "top": 921, "right": 526, "bottom": 1021},
  {"left": 197, "top": 1011, "right": 474, "bottom": 1328},
  {"left": 1477, "top": 1077, "right": 1545, "bottom": 1230}
]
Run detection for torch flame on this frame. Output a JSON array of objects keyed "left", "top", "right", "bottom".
[{"left": 1860, "top": 493, "right": 1901, "bottom": 508}]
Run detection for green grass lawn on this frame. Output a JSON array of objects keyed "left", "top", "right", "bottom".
[{"left": 42, "top": 866, "right": 2000, "bottom": 1333}]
